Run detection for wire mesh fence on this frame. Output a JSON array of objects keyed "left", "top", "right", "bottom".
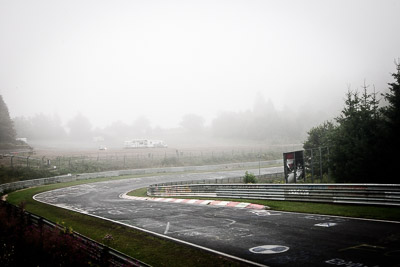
[
  {"left": 1, "top": 147, "right": 286, "bottom": 172},
  {"left": 304, "top": 147, "right": 331, "bottom": 183}
]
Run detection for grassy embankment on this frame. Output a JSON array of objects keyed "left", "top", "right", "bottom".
[{"left": 128, "top": 188, "right": 400, "bottom": 222}]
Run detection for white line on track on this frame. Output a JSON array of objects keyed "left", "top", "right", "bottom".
[{"left": 164, "top": 222, "right": 170, "bottom": 235}]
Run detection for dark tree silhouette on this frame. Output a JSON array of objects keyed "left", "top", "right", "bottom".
[{"left": 0, "top": 95, "right": 17, "bottom": 144}]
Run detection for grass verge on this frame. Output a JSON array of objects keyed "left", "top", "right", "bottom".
[
  {"left": 5, "top": 175, "right": 248, "bottom": 267},
  {"left": 128, "top": 188, "right": 400, "bottom": 222}
]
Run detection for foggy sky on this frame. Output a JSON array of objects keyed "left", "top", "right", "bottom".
[{"left": 1, "top": 0, "right": 399, "bottom": 128}]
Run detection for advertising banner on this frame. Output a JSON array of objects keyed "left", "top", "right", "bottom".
[{"left": 283, "top": 150, "right": 305, "bottom": 183}]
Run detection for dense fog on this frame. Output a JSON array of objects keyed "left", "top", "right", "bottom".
[
  {"left": 1, "top": 1, "right": 399, "bottom": 148},
  {"left": 12, "top": 94, "right": 330, "bottom": 148}
]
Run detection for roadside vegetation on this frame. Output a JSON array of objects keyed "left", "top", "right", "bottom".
[
  {"left": 243, "top": 171, "right": 257, "bottom": 183},
  {"left": 0, "top": 202, "right": 95, "bottom": 266}
]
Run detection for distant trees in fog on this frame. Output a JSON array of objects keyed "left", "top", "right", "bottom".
[
  {"left": 14, "top": 114, "right": 67, "bottom": 141},
  {"left": 12, "top": 95, "right": 325, "bottom": 146},
  {"left": 210, "top": 95, "right": 318, "bottom": 143},
  {"left": 180, "top": 114, "right": 205, "bottom": 133},
  {"left": 13, "top": 113, "right": 158, "bottom": 146},
  {"left": 67, "top": 113, "right": 93, "bottom": 141}
]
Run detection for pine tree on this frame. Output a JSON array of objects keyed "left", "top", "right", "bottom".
[
  {"left": 382, "top": 61, "right": 400, "bottom": 127},
  {"left": 303, "top": 121, "right": 335, "bottom": 150},
  {"left": 380, "top": 61, "right": 400, "bottom": 182},
  {"left": 0, "top": 95, "right": 17, "bottom": 144},
  {"left": 327, "top": 86, "right": 382, "bottom": 183}
]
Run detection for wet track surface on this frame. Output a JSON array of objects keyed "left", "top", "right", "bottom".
[{"left": 34, "top": 167, "right": 400, "bottom": 266}]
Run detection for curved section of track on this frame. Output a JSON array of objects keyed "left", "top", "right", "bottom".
[{"left": 34, "top": 167, "right": 400, "bottom": 266}]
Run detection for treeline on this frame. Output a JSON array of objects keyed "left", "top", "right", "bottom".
[
  {"left": 13, "top": 113, "right": 156, "bottom": 144},
  {"left": 11, "top": 96, "right": 323, "bottom": 147},
  {"left": 304, "top": 62, "right": 400, "bottom": 184},
  {"left": 210, "top": 94, "right": 321, "bottom": 143}
]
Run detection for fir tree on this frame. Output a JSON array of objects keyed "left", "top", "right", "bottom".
[
  {"left": 330, "top": 86, "right": 382, "bottom": 183},
  {"left": 380, "top": 61, "right": 400, "bottom": 182},
  {"left": 0, "top": 95, "right": 17, "bottom": 144}
]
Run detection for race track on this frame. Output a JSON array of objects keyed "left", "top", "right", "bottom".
[{"left": 34, "top": 167, "right": 400, "bottom": 266}]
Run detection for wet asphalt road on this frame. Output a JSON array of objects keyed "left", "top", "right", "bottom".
[{"left": 34, "top": 167, "right": 400, "bottom": 267}]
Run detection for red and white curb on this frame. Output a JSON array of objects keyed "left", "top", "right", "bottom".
[{"left": 120, "top": 194, "right": 265, "bottom": 210}]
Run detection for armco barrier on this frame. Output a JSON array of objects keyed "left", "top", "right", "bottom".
[
  {"left": 0, "top": 159, "right": 282, "bottom": 194},
  {"left": 147, "top": 183, "right": 400, "bottom": 206}
]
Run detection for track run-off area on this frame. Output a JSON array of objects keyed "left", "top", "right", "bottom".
[{"left": 33, "top": 167, "right": 400, "bottom": 267}]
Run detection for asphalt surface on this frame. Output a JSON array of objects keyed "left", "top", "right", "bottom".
[{"left": 34, "top": 167, "right": 400, "bottom": 267}]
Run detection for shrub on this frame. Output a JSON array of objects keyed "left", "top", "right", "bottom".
[{"left": 243, "top": 171, "right": 257, "bottom": 183}]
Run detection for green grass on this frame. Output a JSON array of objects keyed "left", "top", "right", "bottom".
[
  {"left": 128, "top": 188, "right": 400, "bottom": 222},
  {"left": 6, "top": 175, "right": 247, "bottom": 267}
]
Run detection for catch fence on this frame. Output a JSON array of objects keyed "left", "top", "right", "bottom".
[{"left": 0, "top": 147, "right": 286, "bottom": 176}]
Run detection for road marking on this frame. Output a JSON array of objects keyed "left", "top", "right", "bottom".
[
  {"left": 339, "top": 244, "right": 385, "bottom": 252},
  {"left": 249, "top": 245, "right": 289, "bottom": 254},
  {"left": 164, "top": 222, "right": 170, "bottom": 235},
  {"left": 314, "top": 222, "right": 338, "bottom": 227},
  {"left": 325, "top": 258, "right": 371, "bottom": 266},
  {"left": 170, "top": 226, "right": 216, "bottom": 234},
  {"left": 226, "top": 219, "right": 236, "bottom": 227}
]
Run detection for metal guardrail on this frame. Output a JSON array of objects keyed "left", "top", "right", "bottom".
[
  {"left": 0, "top": 201, "right": 150, "bottom": 267},
  {"left": 0, "top": 160, "right": 283, "bottom": 194},
  {"left": 148, "top": 181, "right": 400, "bottom": 206}
]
